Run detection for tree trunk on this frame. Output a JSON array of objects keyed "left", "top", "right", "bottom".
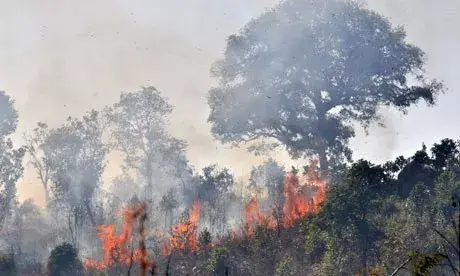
[
  {"left": 317, "top": 141, "right": 329, "bottom": 178},
  {"left": 169, "top": 209, "right": 173, "bottom": 229},
  {"left": 361, "top": 240, "right": 369, "bottom": 276},
  {"left": 43, "top": 186, "right": 50, "bottom": 207},
  {"left": 147, "top": 166, "right": 153, "bottom": 188},
  {"left": 315, "top": 103, "right": 330, "bottom": 178},
  {"left": 209, "top": 212, "right": 213, "bottom": 234},
  {"left": 146, "top": 156, "right": 154, "bottom": 202},
  {"left": 85, "top": 201, "right": 96, "bottom": 226}
]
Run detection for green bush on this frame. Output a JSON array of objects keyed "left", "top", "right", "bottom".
[
  {"left": 0, "top": 254, "right": 17, "bottom": 276},
  {"left": 47, "top": 242, "right": 83, "bottom": 276}
]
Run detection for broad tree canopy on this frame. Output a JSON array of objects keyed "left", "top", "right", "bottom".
[
  {"left": 207, "top": 0, "right": 443, "bottom": 171},
  {"left": 108, "top": 87, "right": 191, "bottom": 200}
]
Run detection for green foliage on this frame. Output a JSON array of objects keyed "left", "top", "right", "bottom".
[
  {"left": 34, "top": 110, "right": 109, "bottom": 240},
  {"left": 0, "top": 91, "right": 25, "bottom": 228},
  {"left": 46, "top": 243, "right": 83, "bottom": 276},
  {"left": 306, "top": 160, "right": 390, "bottom": 273},
  {"left": 196, "top": 164, "right": 235, "bottom": 234},
  {"left": 275, "top": 256, "right": 296, "bottom": 276},
  {"left": 252, "top": 224, "right": 273, "bottom": 252},
  {"left": 408, "top": 251, "right": 448, "bottom": 276},
  {"left": 379, "top": 197, "right": 436, "bottom": 272},
  {"left": 107, "top": 86, "right": 189, "bottom": 191},
  {"left": 206, "top": 246, "right": 228, "bottom": 274},
  {"left": 377, "top": 169, "right": 460, "bottom": 275},
  {"left": 24, "top": 121, "right": 54, "bottom": 204},
  {"left": 199, "top": 227, "right": 212, "bottom": 248},
  {"left": 0, "top": 254, "right": 17, "bottom": 276},
  {"left": 44, "top": 110, "right": 108, "bottom": 206},
  {"left": 300, "top": 140, "right": 460, "bottom": 275},
  {"left": 431, "top": 139, "right": 459, "bottom": 171},
  {"left": 160, "top": 188, "right": 179, "bottom": 228},
  {"left": 0, "top": 91, "right": 19, "bottom": 136},
  {"left": 197, "top": 164, "right": 234, "bottom": 203}
]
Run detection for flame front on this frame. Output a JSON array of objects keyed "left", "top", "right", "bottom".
[
  {"left": 84, "top": 203, "right": 154, "bottom": 273},
  {"left": 84, "top": 164, "right": 326, "bottom": 270},
  {"left": 244, "top": 196, "right": 277, "bottom": 235},
  {"left": 244, "top": 163, "right": 327, "bottom": 230},
  {"left": 161, "top": 200, "right": 201, "bottom": 255}
]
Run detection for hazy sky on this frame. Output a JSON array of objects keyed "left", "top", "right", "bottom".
[{"left": 0, "top": 0, "right": 459, "bottom": 205}]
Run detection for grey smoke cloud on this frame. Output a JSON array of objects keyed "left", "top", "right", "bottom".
[{"left": 0, "top": 0, "right": 459, "bottom": 205}]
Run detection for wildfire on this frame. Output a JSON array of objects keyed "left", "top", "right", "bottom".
[
  {"left": 244, "top": 196, "right": 264, "bottom": 226},
  {"left": 244, "top": 196, "right": 277, "bottom": 235},
  {"left": 244, "top": 163, "right": 327, "bottom": 230},
  {"left": 84, "top": 203, "right": 155, "bottom": 274},
  {"left": 161, "top": 200, "right": 202, "bottom": 256},
  {"left": 83, "top": 163, "right": 327, "bottom": 271}
]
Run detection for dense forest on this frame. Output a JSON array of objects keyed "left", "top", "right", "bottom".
[{"left": 0, "top": 0, "right": 455, "bottom": 275}]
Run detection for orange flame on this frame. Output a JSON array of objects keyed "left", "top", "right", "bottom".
[
  {"left": 84, "top": 203, "right": 155, "bottom": 274},
  {"left": 161, "top": 200, "right": 201, "bottom": 255},
  {"left": 85, "top": 163, "right": 326, "bottom": 264},
  {"left": 244, "top": 196, "right": 264, "bottom": 226},
  {"left": 243, "top": 196, "right": 277, "bottom": 235},
  {"left": 243, "top": 163, "right": 327, "bottom": 230}
]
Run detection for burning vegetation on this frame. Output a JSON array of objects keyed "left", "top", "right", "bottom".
[
  {"left": 83, "top": 165, "right": 326, "bottom": 274},
  {"left": 161, "top": 200, "right": 202, "bottom": 256},
  {"left": 84, "top": 203, "right": 156, "bottom": 275},
  {"left": 244, "top": 163, "right": 326, "bottom": 234}
]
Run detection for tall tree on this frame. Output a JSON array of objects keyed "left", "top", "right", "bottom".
[
  {"left": 108, "top": 86, "right": 190, "bottom": 200},
  {"left": 24, "top": 122, "right": 53, "bottom": 206},
  {"left": 160, "top": 188, "right": 179, "bottom": 230},
  {"left": 196, "top": 164, "right": 234, "bottom": 234},
  {"left": 1, "top": 199, "right": 49, "bottom": 272},
  {"left": 249, "top": 158, "right": 285, "bottom": 207},
  {"left": 43, "top": 110, "right": 108, "bottom": 244},
  {"left": 394, "top": 139, "right": 460, "bottom": 198},
  {"left": 305, "top": 160, "right": 393, "bottom": 275},
  {"left": 207, "top": 0, "right": 443, "bottom": 173},
  {"left": 0, "top": 91, "right": 25, "bottom": 229}
]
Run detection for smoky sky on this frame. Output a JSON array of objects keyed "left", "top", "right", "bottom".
[{"left": 0, "top": 0, "right": 459, "bottom": 205}]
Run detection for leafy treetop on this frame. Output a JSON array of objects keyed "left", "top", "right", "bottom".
[{"left": 207, "top": 0, "right": 443, "bottom": 171}]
